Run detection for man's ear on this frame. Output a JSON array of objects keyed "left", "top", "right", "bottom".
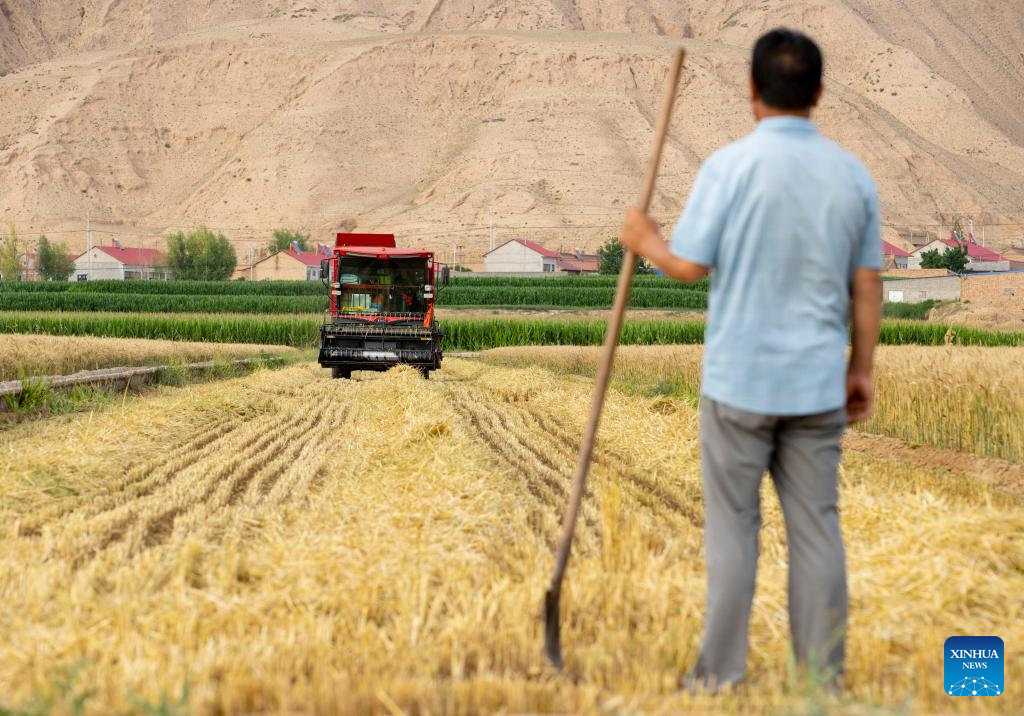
[
  {"left": 810, "top": 83, "right": 823, "bottom": 108},
  {"left": 749, "top": 75, "right": 760, "bottom": 102}
]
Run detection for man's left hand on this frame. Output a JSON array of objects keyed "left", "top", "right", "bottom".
[{"left": 620, "top": 207, "right": 660, "bottom": 256}]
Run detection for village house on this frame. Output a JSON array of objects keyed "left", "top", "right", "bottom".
[
  {"left": 234, "top": 246, "right": 329, "bottom": 281},
  {"left": 556, "top": 251, "right": 600, "bottom": 274},
  {"left": 72, "top": 243, "right": 170, "bottom": 280},
  {"left": 906, "top": 238, "right": 1010, "bottom": 272},
  {"left": 483, "top": 239, "right": 560, "bottom": 273}
]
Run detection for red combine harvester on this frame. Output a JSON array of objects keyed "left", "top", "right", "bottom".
[{"left": 318, "top": 233, "right": 444, "bottom": 379}]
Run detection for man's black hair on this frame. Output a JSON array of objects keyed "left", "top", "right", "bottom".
[{"left": 751, "top": 29, "right": 823, "bottom": 110}]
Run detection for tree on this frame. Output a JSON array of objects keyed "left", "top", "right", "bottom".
[
  {"left": 597, "top": 237, "right": 653, "bottom": 275},
  {"left": 0, "top": 225, "right": 21, "bottom": 280},
  {"left": 269, "top": 228, "right": 311, "bottom": 253},
  {"left": 165, "top": 227, "right": 237, "bottom": 280},
  {"left": 920, "top": 246, "right": 968, "bottom": 274},
  {"left": 36, "top": 235, "right": 75, "bottom": 281}
]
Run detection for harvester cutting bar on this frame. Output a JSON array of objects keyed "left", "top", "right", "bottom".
[{"left": 323, "top": 320, "right": 434, "bottom": 339}]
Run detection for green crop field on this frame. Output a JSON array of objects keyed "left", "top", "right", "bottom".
[
  {"left": 1, "top": 312, "right": 1020, "bottom": 350},
  {"left": 0, "top": 279, "right": 942, "bottom": 316}
]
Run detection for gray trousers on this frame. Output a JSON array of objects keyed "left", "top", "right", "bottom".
[{"left": 689, "top": 397, "right": 848, "bottom": 689}]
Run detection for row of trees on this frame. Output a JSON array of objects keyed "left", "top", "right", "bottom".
[
  {"left": 1, "top": 227, "right": 77, "bottom": 281},
  {"left": 165, "top": 228, "right": 314, "bottom": 280},
  {"left": 0, "top": 227, "right": 653, "bottom": 281},
  {"left": 1, "top": 225, "right": 316, "bottom": 281},
  {"left": 165, "top": 227, "right": 237, "bottom": 280}
]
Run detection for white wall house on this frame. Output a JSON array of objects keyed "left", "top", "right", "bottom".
[
  {"left": 484, "top": 239, "right": 559, "bottom": 273},
  {"left": 73, "top": 245, "right": 170, "bottom": 281},
  {"left": 907, "top": 239, "right": 1010, "bottom": 272}
]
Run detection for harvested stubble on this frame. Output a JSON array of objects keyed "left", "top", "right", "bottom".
[
  {"left": 0, "top": 334, "right": 296, "bottom": 381},
  {"left": 481, "top": 344, "right": 1024, "bottom": 463},
  {"left": 0, "top": 360, "right": 1019, "bottom": 713}
]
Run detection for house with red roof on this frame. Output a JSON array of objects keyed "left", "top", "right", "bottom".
[
  {"left": 484, "top": 239, "right": 561, "bottom": 274},
  {"left": 907, "top": 238, "right": 1010, "bottom": 272},
  {"left": 233, "top": 246, "right": 330, "bottom": 281},
  {"left": 72, "top": 242, "right": 170, "bottom": 281},
  {"left": 881, "top": 240, "right": 910, "bottom": 270}
]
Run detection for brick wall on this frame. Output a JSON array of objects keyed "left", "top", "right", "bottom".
[
  {"left": 882, "top": 276, "right": 961, "bottom": 302},
  {"left": 961, "top": 272, "right": 1024, "bottom": 308}
]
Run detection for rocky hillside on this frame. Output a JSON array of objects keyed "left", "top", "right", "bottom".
[{"left": 1, "top": 1, "right": 1022, "bottom": 264}]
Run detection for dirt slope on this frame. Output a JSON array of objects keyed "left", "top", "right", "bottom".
[{"left": 1, "top": 1, "right": 1022, "bottom": 265}]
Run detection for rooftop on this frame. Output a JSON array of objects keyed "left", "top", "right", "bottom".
[
  {"left": 89, "top": 245, "right": 166, "bottom": 266},
  {"left": 938, "top": 239, "right": 1007, "bottom": 262},
  {"left": 882, "top": 240, "right": 911, "bottom": 257},
  {"left": 486, "top": 239, "right": 560, "bottom": 258}
]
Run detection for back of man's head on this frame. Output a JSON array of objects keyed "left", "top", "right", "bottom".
[{"left": 751, "top": 29, "right": 823, "bottom": 110}]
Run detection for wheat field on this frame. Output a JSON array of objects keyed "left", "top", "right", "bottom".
[
  {"left": 0, "top": 333, "right": 297, "bottom": 381},
  {"left": 482, "top": 345, "right": 1024, "bottom": 463},
  {"left": 0, "top": 359, "right": 1020, "bottom": 714}
]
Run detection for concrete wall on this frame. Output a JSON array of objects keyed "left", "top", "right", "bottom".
[
  {"left": 882, "top": 276, "right": 961, "bottom": 302},
  {"left": 484, "top": 242, "right": 543, "bottom": 273},
  {"left": 73, "top": 249, "right": 124, "bottom": 280},
  {"left": 967, "top": 260, "right": 1011, "bottom": 272},
  {"left": 961, "top": 272, "right": 1024, "bottom": 309}
]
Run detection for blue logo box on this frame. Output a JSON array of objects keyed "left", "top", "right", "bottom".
[{"left": 945, "top": 636, "right": 1003, "bottom": 696}]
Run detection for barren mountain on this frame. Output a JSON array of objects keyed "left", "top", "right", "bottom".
[{"left": 1, "top": 1, "right": 1022, "bottom": 265}]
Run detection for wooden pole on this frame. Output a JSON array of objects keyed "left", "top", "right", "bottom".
[{"left": 544, "top": 46, "right": 686, "bottom": 669}]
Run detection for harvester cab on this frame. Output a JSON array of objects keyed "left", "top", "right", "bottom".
[{"left": 318, "top": 233, "right": 444, "bottom": 379}]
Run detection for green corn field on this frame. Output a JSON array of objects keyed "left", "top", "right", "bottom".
[
  {"left": 0, "top": 279, "right": 944, "bottom": 315},
  {"left": 0, "top": 313, "right": 1020, "bottom": 350}
]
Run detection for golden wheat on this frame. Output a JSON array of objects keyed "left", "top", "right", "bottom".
[
  {"left": 0, "top": 360, "right": 1019, "bottom": 713},
  {"left": 482, "top": 344, "right": 1024, "bottom": 463},
  {"left": 0, "top": 333, "right": 297, "bottom": 381}
]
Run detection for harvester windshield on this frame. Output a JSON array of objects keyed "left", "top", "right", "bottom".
[{"left": 335, "top": 256, "right": 430, "bottom": 316}]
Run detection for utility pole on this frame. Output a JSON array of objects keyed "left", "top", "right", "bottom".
[
  {"left": 248, "top": 245, "right": 256, "bottom": 280},
  {"left": 452, "top": 243, "right": 464, "bottom": 267},
  {"left": 86, "top": 210, "right": 92, "bottom": 281},
  {"left": 488, "top": 207, "right": 495, "bottom": 251}
]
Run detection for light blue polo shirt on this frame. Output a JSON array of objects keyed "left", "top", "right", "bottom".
[{"left": 670, "top": 116, "right": 882, "bottom": 416}]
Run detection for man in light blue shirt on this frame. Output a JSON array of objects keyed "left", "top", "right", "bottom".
[{"left": 622, "top": 29, "right": 882, "bottom": 690}]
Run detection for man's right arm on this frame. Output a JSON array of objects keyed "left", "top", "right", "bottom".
[{"left": 847, "top": 268, "right": 881, "bottom": 423}]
